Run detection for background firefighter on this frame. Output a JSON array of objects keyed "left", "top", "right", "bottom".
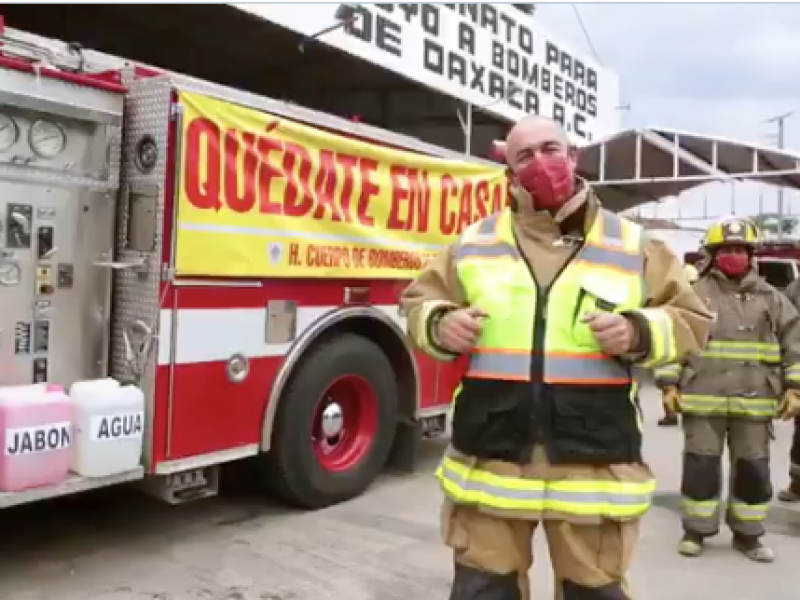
[
  {"left": 779, "top": 277, "right": 800, "bottom": 502},
  {"left": 654, "top": 216, "right": 800, "bottom": 563},
  {"left": 658, "top": 263, "right": 701, "bottom": 427},
  {"left": 400, "top": 116, "right": 711, "bottom": 600}
]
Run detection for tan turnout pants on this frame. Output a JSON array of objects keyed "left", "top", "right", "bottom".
[
  {"left": 442, "top": 501, "right": 639, "bottom": 600},
  {"left": 681, "top": 416, "right": 772, "bottom": 537}
]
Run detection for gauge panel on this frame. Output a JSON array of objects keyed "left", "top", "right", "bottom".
[
  {"left": 0, "top": 113, "right": 19, "bottom": 152},
  {"left": 29, "top": 119, "right": 67, "bottom": 159},
  {"left": 0, "top": 262, "right": 21, "bottom": 286}
]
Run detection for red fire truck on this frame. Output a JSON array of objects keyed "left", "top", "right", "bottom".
[{"left": 0, "top": 20, "right": 499, "bottom": 510}]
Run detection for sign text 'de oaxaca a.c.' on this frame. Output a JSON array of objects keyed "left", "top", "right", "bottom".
[
  {"left": 175, "top": 91, "right": 506, "bottom": 279},
  {"left": 233, "top": 3, "right": 621, "bottom": 144}
]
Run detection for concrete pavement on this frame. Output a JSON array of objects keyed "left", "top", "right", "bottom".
[{"left": 0, "top": 384, "right": 798, "bottom": 599}]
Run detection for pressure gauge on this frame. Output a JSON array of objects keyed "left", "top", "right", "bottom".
[
  {"left": 0, "top": 262, "right": 21, "bottom": 286},
  {"left": 134, "top": 134, "right": 158, "bottom": 174},
  {"left": 0, "top": 114, "right": 19, "bottom": 152},
  {"left": 29, "top": 119, "right": 66, "bottom": 159}
]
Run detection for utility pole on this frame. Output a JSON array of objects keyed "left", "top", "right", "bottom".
[{"left": 765, "top": 111, "right": 794, "bottom": 239}]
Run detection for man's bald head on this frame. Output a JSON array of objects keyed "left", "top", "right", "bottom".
[
  {"left": 505, "top": 116, "right": 573, "bottom": 175},
  {"left": 504, "top": 115, "right": 579, "bottom": 212}
]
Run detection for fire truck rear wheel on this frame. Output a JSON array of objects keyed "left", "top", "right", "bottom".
[{"left": 264, "top": 333, "right": 399, "bottom": 509}]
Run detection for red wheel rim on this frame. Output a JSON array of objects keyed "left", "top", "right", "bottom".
[{"left": 312, "top": 374, "right": 378, "bottom": 472}]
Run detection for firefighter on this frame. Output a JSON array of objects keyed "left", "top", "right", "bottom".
[
  {"left": 655, "top": 216, "right": 800, "bottom": 562},
  {"left": 400, "top": 115, "right": 712, "bottom": 600},
  {"left": 778, "top": 276, "right": 800, "bottom": 503},
  {"left": 658, "top": 263, "right": 700, "bottom": 427}
]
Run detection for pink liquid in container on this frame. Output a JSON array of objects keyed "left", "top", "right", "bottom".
[{"left": 0, "top": 384, "right": 73, "bottom": 492}]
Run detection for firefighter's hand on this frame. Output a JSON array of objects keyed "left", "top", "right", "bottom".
[
  {"left": 777, "top": 389, "right": 800, "bottom": 421},
  {"left": 582, "top": 312, "right": 635, "bottom": 356},
  {"left": 662, "top": 385, "right": 681, "bottom": 415},
  {"left": 437, "top": 307, "right": 488, "bottom": 354}
]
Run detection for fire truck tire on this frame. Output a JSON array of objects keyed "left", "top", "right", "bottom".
[{"left": 263, "top": 333, "right": 399, "bottom": 509}]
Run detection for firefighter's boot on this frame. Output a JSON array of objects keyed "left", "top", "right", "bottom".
[
  {"left": 658, "top": 414, "right": 679, "bottom": 427},
  {"left": 777, "top": 481, "right": 800, "bottom": 503},
  {"left": 677, "top": 531, "right": 704, "bottom": 557},
  {"left": 733, "top": 534, "right": 775, "bottom": 563}
]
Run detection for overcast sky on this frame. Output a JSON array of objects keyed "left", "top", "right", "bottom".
[{"left": 534, "top": 2, "right": 800, "bottom": 226}]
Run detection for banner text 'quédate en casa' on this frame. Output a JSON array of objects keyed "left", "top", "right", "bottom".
[{"left": 175, "top": 90, "right": 507, "bottom": 278}]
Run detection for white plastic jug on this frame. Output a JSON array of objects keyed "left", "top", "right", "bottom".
[{"left": 70, "top": 379, "right": 145, "bottom": 478}]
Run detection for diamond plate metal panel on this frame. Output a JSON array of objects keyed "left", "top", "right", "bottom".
[{"left": 110, "top": 75, "right": 173, "bottom": 469}]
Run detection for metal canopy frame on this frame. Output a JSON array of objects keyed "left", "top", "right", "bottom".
[
  {"left": 493, "top": 128, "right": 800, "bottom": 213},
  {"left": 580, "top": 127, "right": 800, "bottom": 213}
]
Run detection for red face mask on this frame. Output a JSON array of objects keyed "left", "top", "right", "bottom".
[
  {"left": 516, "top": 154, "right": 574, "bottom": 210},
  {"left": 715, "top": 253, "right": 750, "bottom": 277}
]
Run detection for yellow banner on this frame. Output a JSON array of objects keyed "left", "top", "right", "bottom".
[{"left": 175, "top": 90, "right": 506, "bottom": 278}]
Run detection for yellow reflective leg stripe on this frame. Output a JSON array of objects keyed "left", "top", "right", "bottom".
[
  {"left": 790, "top": 463, "right": 800, "bottom": 478},
  {"left": 436, "top": 456, "right": 654, "bottom": 518},
  {"left": 679, "top": 394, "right": 777, "bottom": 417},
  {"left": 729, "top": 501, "right": 769, "bottom": 522},
  {"left": 681, "top": 498, "right": 719, "bottom": 518},
  {"left": 634, "top": 308, "right": 677, "bottom": 369}
]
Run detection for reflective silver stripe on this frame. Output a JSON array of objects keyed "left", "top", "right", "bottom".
[
  {"left": 600, "top": 210, "right": 624, "bottom": 247},
  {"left": 440, "top": 463, "right": 651, "bottom": 506},
  {"left": 468, "top": 352, "right": 631, "bottom": 382},
  {"left": 468, "top": 212, "right": 500, "bottom": 243},
  {"left": 729, "top": 501, "right": 769, "bottom": 520},
  {"left": 681, "top": 498, "right": 719, "bottom": 518},
  {"left": 728, "top": 397, "right": 777, "bottom": 414},
  {"left": 545, "top": 354, "right": 631, "bottom": 382},
  {"left": 653, "top": 364, "right": 682, "bottom": 385},
  {"left": 456, "top": 242, "right": 520, "bottom": 261},
  {"left": 460, "top": 211, "right": 644, "bottom": 274},
  {"left": 655, "top": 364, "right": 681, "bottom": 377},
  {"left": 468, "top": 352, "right": 529, "bottom": 379},
  {"left": 680, "top": 394, "right": 777, "bottom": 415},
  {"left": 579, "top": 245, "right": 643, "bottom": 272},
  {"left": 580, "top": 211, "right": 645, "bottom": 273},
  {"left": 785, "top": 366, "right": 800, "bottom": 382},
  {"left": 477, "top": 213, "right": 499, "bottom": 235},
  {"left": 704, "top": 341, "right": 780, "bottom": 362}
]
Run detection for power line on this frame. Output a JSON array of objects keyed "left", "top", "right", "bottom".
[{"left": 570, "top": 3, "right": 602, "bottom": 64}]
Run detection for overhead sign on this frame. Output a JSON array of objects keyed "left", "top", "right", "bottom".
[
  {"left": 174, "top": 91, "right": 506, "bottom": 279},
  {"left": 233, "top": 3, "right": 621, "bottom": 144}
]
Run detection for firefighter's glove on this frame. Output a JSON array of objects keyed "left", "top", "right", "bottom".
[
  {"left": 662, "top": 385, "right": 681, "bottom": 416},
  {"left": 777, "top": 389, "right": 800, "bottom": 421}
]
